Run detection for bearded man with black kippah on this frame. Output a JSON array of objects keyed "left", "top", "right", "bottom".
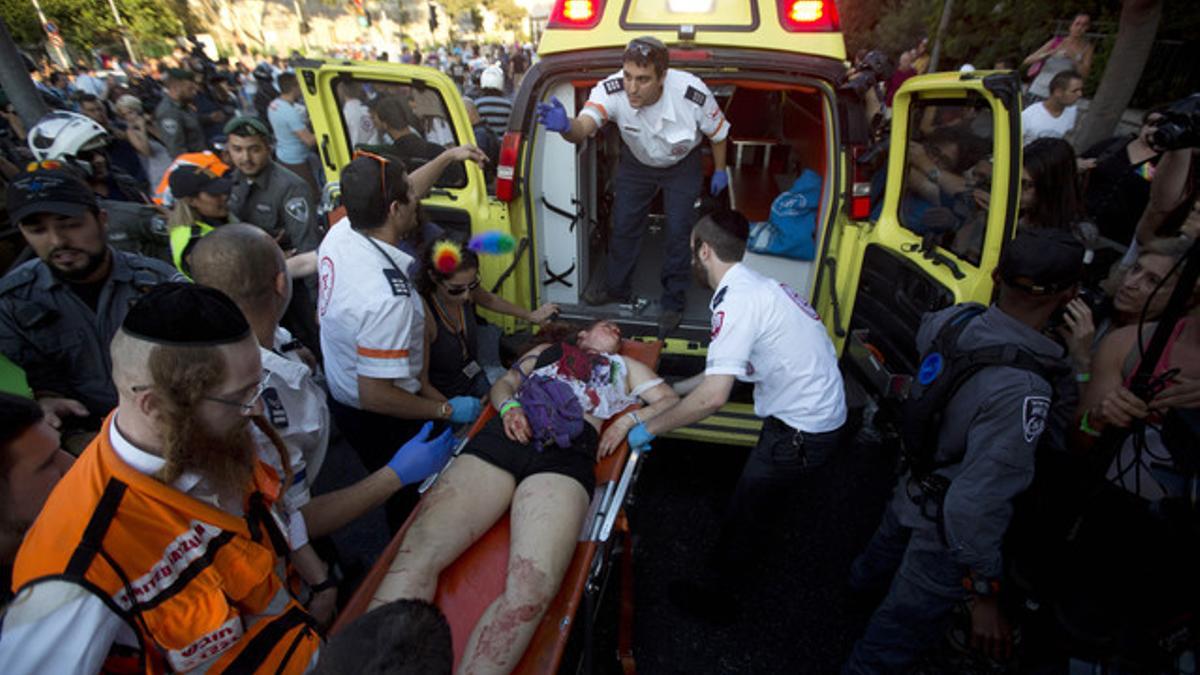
[{"left": 0, "top": 282, "right": 322, "bottom": 674}]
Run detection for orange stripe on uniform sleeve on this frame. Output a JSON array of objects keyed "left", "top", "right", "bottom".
[
  {"left": 584, "top": 101, "right": 608, "bottom": 122},
  {"left": 356, "top": 346, "right": 410, "bottom": 359}
]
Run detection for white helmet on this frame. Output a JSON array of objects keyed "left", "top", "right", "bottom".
[
  {"left": 27, "top": 111, "right": 110, "bottom": 176},
  {"left": 481, "top": 66, "right": 504, "bottom": 92}
]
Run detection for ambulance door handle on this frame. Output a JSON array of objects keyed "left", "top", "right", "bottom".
[
  {"left": 823, "top": 255, "right": 846, "bottom": 338},
  {"left": 320, "top": 135, "right": 335, "bottom": 172}
]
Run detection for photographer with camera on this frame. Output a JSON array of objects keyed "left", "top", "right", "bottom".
[{"left": 1125, "top": 94, "right": 1200, "bottom": 262}]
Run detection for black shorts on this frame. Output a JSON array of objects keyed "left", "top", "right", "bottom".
[{"left": 463, "top": 416, "right": 598, "bottom": 497}]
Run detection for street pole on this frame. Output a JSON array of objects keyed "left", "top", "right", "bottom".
[
  {"left": 28, "top": 0, "right": 69, "bottom": 67},
  {"left": 290, "top": 0, "right": 310, "bottom": 53},
  {"left": 929, "top": 0, "right": 954, "bottom": 72},
  {"left": 103, "top": 0, "right": 139, "bottom": 63},
  {"left": 0, "top": 16, "right": 50, "bottom": 128}
]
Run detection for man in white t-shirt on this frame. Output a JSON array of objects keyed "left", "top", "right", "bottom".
[
  {"left": 318, "top": 146, "right": 485, "bottom": 528},
  {"left": 624, "top": 209, "right": 847, "bottom": 617},
  {"left": 536, "top": 36, "right": 731, "bottom": 337},
  {"left": 338, "top": 80, "right": 380, "bottom": 149},
  {"left": 1021, "top": 69, "right": 1083, "bottom": 145}
]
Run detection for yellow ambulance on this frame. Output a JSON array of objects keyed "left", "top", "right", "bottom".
[{"left": 298, "top": 0, "right": 1023, "bottom": 445}]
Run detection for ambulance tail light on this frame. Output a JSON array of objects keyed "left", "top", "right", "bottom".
[
  {"left": 548, "top": 0, "right": 604, "bottom": 29},
  {"left": 777, "top": 0, "right": 839, "bottom": 32},
  {"left": 849, "top": 145, "right": 872, "bottom": 220},
  {"left": 496, "top": 131, "right": 521, "bottom": 203}
]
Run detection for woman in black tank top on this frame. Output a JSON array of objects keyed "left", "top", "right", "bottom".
[{"left": 418, "top": 244, "right": 490, "bottom": 399}]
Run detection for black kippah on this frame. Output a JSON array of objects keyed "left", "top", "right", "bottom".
[{"left": 123, "top": 282, "right": 251, "bottom": 346}]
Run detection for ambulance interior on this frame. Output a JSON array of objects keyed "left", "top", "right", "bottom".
[{"left": 533, "top": 77, "right": 832, "bottom": 336}]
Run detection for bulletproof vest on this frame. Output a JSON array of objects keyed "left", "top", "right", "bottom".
[{"left": 901, "top": 306, "right": 1056, "bottom": 477}]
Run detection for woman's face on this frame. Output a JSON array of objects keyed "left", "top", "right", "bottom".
[
  {"left": 577, "top": 321, "right": 622, "bottom": 354},
  {"left": 1070, "top": 14, "right": 1090, "bottom": 37},
  {"left": 1019, "top": 168, "right": 1036, "bottom": 210},
  {"left": 1115, "top": 253, "right": 1178, "bottom": 318},
  {"left": 436, "top": 267, "right": 478, "bottom": 306}
]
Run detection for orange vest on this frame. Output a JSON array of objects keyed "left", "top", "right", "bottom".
[
  {"left": 12, "top": 414, "right": 321, "bottom": 673},
  {"left": 154, "top": 152, "right": 230, "bottom": 206}
]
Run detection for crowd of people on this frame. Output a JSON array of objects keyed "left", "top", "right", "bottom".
[{"left": 0, "top": 22, "right": 1194, "bottom": 674}]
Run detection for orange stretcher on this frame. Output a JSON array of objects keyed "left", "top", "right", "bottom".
[{"left": 331, "top": 339, "right": 663, "bottom": 674}]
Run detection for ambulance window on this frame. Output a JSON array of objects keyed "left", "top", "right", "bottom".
[
  {"left": 331, "top": 77, "right": 469, "bottom": 189},
  {"left": 898, "top": 94, "right": 995, "bottom": 266}
]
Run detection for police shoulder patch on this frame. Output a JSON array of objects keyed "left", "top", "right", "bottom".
[
  {"left": 684, "top": 86, "right": 706, "bottom": 106},
  {"left": 1022, "top": 396, "right": 1050, "bottom": 444},
  {"left": 285, "top": 196, "right": 309, "bottom": 223},
  {"left": 603, "top": 78, "right": 624, "bottom": 95},
  {"left": 160, "top": 117, "right": 180, "bottom": 136}
]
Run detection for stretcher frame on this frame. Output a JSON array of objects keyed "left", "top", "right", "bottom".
[{"left": 332, "top": 340, "right": 663, "bottom": 674}]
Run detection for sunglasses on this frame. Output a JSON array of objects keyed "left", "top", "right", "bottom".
[
  {"left": 443, "top": 276, "right": 481, "bottom": 295},
  {"left": 353, "top": 149, "right": 392, "bottom": 202},
  {"left": 626, "top": 39, "right": 665, "bottom": 58}
]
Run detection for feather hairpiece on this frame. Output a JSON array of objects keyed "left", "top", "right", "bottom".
[
  {"left": 468, "top": 231, "right": 516, "bottom": 255},
  {"left": 432, "top": 240, "right": 462, "bottom": 274}
]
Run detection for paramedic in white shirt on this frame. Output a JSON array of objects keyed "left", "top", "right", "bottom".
[
  {"left": 317, "top": 147, "right": 485, "bottom": 530},
  {"left": 536, "top": 36, "right": 731, "bottom": 338},
  {"left": 624, "top": 208, "right": 847, "bottom": 616},
  {"left": 189, "top": 223, "right": 457, "bottom": 621},
  {"left": 1021, "top": 70, "right": 1083, "bottom": 145}
]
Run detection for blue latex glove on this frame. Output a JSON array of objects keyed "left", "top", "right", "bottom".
[
  {"left": 387, "top": 421, "right": 456, "bottom": 485},
  {"left": 628, "top": 422, "right": 655, "bottom": 453},
  {"left": 535, "top": 96, "right": 570, "bottom": 133},
  {"left": 447, "top": 396, "right": 483, "bottom": 424},
  {"left": 710, "top": 168, "right": 729, "bottom": 195}
]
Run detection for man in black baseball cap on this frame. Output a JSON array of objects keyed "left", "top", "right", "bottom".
[
  {"left": 846, "top": 228, "right": 1084, "bottom": 672},
  {"left": 0, "top": 161, "right": 179, "bottom": 439}
]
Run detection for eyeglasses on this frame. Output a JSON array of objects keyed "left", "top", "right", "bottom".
[
  {"left": 353, "top": 149, "right": 391, "bottom": 203},
  {"left": 442, "top": 276, "right": 481, "bottom": 295},
  {"left": 204, "top": 380, "right": 267, "bottom": 416},
  {"left": 130, "top": 380, "right": 267, "bottom": 416}
]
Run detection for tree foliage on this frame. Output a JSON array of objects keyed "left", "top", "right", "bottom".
[
  {"left": 843, "top": 0, "right": 1104, "bottom": 71},
  {"left": 0, "top": 0, "right": 181, "bottom": 55},
  {"left": 490, "top": 0, "right": 525, "bottom": 32}
]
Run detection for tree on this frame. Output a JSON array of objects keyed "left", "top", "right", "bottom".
[
  {"left": 0, "top": 0, "right": 180, "bottom": 54},
  {"left": 1073, "top": 0, "right": 1163, "bottom": 151},
  {"left": 490, "top": 0, "right": 525, "bottom": 33}
]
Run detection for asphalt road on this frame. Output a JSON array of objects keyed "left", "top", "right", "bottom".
[{"left": 313, "top": 422, "right": 901, "bottom": 674}]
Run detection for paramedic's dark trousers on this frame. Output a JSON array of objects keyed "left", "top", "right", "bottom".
[
  {"left": 328, "top": 397, "right": 423, "bottom": 533},
  {"left": 843, "top": 504, "right": 967, "bottom": 674},
  {"left": 605, "top": 145, "right": 701, "bottom": 312},
  {"left": 711, "top": 416, "right": 841, "bottom": 578}
]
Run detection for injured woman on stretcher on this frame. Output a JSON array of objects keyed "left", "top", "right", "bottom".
[{"left": 368, "top": 320, "right": 678, "bottom": 674}]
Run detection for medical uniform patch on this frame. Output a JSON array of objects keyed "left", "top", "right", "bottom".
[
  {"left": 604, "top": 78, "right": 624, "bottom": 95},
  {"left": 684, "top": 86, "right": 707, "bottom": 106}
]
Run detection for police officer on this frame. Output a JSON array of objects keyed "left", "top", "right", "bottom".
[
  {"left": 843, "top": 229, "right": 1085, "bottom": 672},
  {"left": 224, "top": 115, "right": 320, "bottom": 252},
  {"left": 0, "top": 162, "right": 179, "bottom": 440},
  {"left": 224, "top": 115, "right": 323, "bottom": 349},
  {"left": 318, "top": 148, "right": 485, "bottom": 530},
  {"left": 537, "top": 36, "right": 731, "bottom": 338},
  {"left": 622, "top": 209, "right": 846, "bottom": 614},
  {"left": 154, "top": 68, "right": 207, "bottom": 157},
  {"left": 26, "top": 111, "right": 171, "bottom": 263}
]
